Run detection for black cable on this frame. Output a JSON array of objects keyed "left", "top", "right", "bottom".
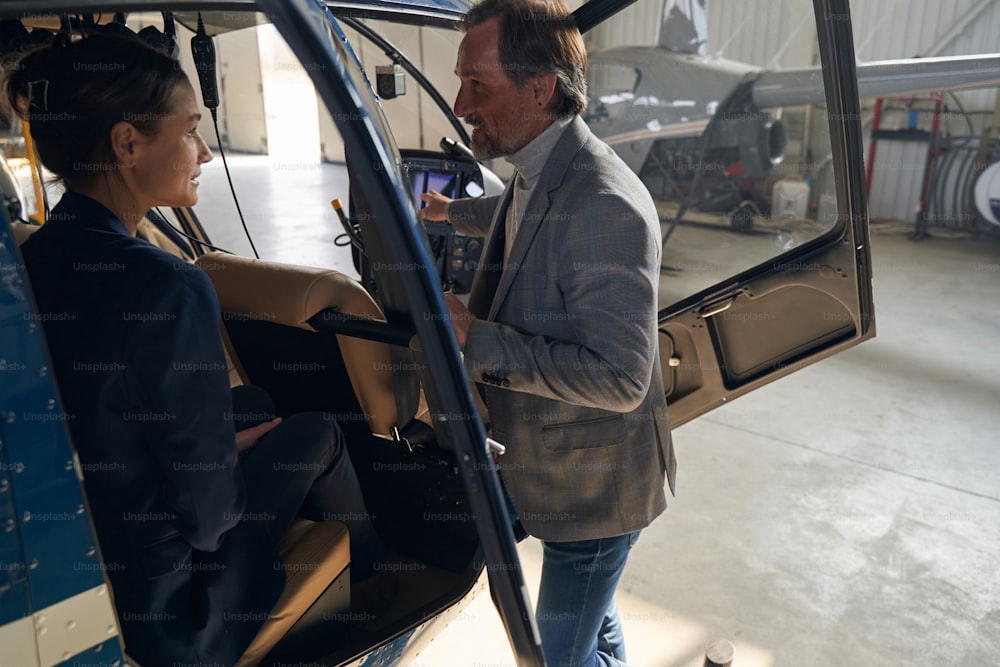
[
  {"left": 333, "top": 233, "right": 357, "bottom": 248},
  {"left": 192, "top": 13, "right": 258, "bottom": 259},
  {"left": 208, "top": 107, "right": 258, "bottom": 258},
  {"left": 953, "top": 144, "right": 976, "bottom": 228},
  {"left": 943, "top": 146, "right": 962, "bottom": 229},
  {"left": 928, "top": 139, "right": 951, "bottom": 227},
  {"left": 334, "top": 226, "right": 364, "bottom": 251},
  {"left": 152, "top": 206, "right": 234, "bottom": 255},
  {"left": 924, "top": 135, "right": 987, "bottom": 233}
]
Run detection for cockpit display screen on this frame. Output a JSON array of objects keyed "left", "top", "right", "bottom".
[
  {"left": 407, "top": 170, "right": 461, "bottom": 210},
  {"left": 398, "top": 153, "right": 484, "bottom": 294}
]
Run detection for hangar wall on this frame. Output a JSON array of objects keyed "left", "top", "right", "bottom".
[
  {"left": 587, "top": 0, "right": 1000, "bottom": 223},
  {"left": 715, "top": 0, "right": 1000, "bottom": 222},
  {"left": 133, "top": 13, "right": 268, "bottom": 155},
  {"left": 698, "top": 0, "right": 999, "bottom": 113},
  {"left": 320, "top": 23, "right": 464, "bottom": 163},
  {"left": 584, "top": 0, "right": 663, "bottom": 50},
  {"left": 225, "top": 1, "right": 996, "bottom": 226}
]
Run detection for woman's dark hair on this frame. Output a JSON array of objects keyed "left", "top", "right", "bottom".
[{"left": 2, "top": 33, "right": 187, "bottom": 189}]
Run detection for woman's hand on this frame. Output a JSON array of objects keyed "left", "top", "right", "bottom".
[{"left": 235, "top": 417, "right": 282, "bottom": 455}]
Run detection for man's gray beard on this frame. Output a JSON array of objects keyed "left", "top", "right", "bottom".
[
  {"left": 471, "top": 128, "right": 530, "bottom": 161},
  {"left": 470, "top": 134, "right": 504, "bottom": 161}
]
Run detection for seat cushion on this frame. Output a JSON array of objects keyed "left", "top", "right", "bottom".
[{"left": 236, "top": 519, "right": 350, "bottom": 667}]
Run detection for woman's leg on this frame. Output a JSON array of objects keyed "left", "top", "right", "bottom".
[{"left": 237, "top": 411, "right": 384, "bottom": 580}]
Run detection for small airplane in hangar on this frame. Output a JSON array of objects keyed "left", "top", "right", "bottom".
[{"left": 583, "top": 0, "right": 1000, "bottom": 231}]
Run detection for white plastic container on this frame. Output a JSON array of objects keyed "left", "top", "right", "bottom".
[{"left": 771, "top": 178, "right": 811, "bottom": 220}]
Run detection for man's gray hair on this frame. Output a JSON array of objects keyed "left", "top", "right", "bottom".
[{"left": 462, "top": 0, "right": 588, "bottom": 117}]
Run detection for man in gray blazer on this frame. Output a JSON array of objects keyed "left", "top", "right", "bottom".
[{"left": 421, "top": 0, "right": 676, "bottom": 664}]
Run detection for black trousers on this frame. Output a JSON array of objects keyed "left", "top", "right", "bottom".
[
  {"left": 127, "top": 387, "right": 385, "bottom": 667},
  {"left": 228, "top": 385, "right": 383, "bottom": 580}
]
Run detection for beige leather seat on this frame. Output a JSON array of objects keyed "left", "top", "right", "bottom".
[
  {"left": 236, "top": 519, "right": 351, "bottom": 667},
  {"left": 136, "top": 217, "right": 193, "bottom": 261},
  {"left": 195, "top": 251, "right": 399, "bottom": 437},
  {"left": 16, "top": 227, "right": 406, "bottom": 436},
  {"left": 194, "top": 252, "right": 401, "bottom": 662},
  {"left": 10, "top": 220, "right": 40, "bottom": 245}
]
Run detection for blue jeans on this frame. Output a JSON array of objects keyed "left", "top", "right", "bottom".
[{"left": 536, "top": 531, "right": 641, "bottom": 667}]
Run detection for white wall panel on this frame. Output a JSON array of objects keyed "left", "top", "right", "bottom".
[
  {"left": 320, "top": 22, "right": 465, "bottom": 161},
  {"left": 132, "top": 13, "right": 267, "bottom": 154},
  {"left": 707, "top": 0, "right": 998, "bottom": 68},
  {"left": 585, "top": 0, "right": 665, "bottom": 50},
  {"left": 868, "top": 141, "right": 928, "bottom": 221},
  {"left": 706, "top": 0, "right": 814, "bottom": 67}
]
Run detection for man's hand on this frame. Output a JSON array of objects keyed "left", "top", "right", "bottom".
[
  {"left": 444, "top": 291, "right": 475, "bottom": 350},
  {"left": 235, "top": 417, "right": 282, "bottom": 455},
  {"left": 419, "top": 189, "right": 452, "bottom": 221}
]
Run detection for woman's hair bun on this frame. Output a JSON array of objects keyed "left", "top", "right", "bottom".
[{"left": 2, "top": 32, "right": 186, "bottom": 189}]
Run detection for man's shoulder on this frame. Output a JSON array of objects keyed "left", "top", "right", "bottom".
[
  {"left": 560, "top": 133, "right": 655, "bottom": 209},
  {"left": 557, "top": 119, "right": 645, "bottom": 184}
]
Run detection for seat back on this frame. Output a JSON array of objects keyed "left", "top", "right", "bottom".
[
  {"left": 194, "top": 252, "right": 398, "bottom": 436},
  {"left": 10, "top": 220, "right": 40, "bottom": 245}
]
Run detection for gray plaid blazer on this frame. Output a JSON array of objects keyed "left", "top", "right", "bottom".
[{"left": 449, "top": 116, "right": 676, "bottom": 541}]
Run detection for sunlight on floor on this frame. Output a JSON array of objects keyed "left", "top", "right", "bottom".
[{"left": 406, "top": 540, "right": 776, "bottom": 667}]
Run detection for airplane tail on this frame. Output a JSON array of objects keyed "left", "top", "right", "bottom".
[{"left": 658, "top": 0, "right": 708, "bottom": 55}]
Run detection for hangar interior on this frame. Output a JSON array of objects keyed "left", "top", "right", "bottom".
[
  {"left": 101, "top": 0, "right": 1000, "bottom": 302},
  {"left": 176, "top": 2, "right": 999, "bottom": 665},
  {"left": 0, "top": 1, "right": 997, "bottom": 666},
  {"left": 129, "top": 0, "right": 1000, "bottom": 238}
]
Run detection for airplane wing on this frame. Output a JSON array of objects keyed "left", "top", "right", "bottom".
[
  {"left": 754, "top": 54, "right": 1000, "bottom": 107},
  {"left": 586, "top": 47, "right": 1000, "bottom": 187}
]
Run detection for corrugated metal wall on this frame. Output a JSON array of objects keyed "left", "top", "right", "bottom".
[
  {"left": 585, "top": 0, "right": 665, "bottom": 50},
  {"left": 706, "top": 0, "right": 999, "bottom": 222},
  {"left": 849, "top": 0, "right": 1000, "bottom": 221},
  {"left": 706, "top": 0, "right": 816, "bottom": 68},
  {"left": 599, "top": 0, "right": 999, "bottom": 222},
  {"left": 701, "top": 0, "right": 999, "bottom": 97}
]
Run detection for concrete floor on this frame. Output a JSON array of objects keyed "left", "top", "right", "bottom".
[
  {"left": 416, "top": 223, "right": 1000, "bottom": 667},
  {"left": 194, "top": 157, "right": 1000, "bottom": 667}
]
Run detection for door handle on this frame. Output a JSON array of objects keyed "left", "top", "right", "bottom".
[
  {"left": 699, "top": 294, "right": 738, "bottom": 318},
  {"left": 486, "top": 438, "right": 506, "bottom": 457}
]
